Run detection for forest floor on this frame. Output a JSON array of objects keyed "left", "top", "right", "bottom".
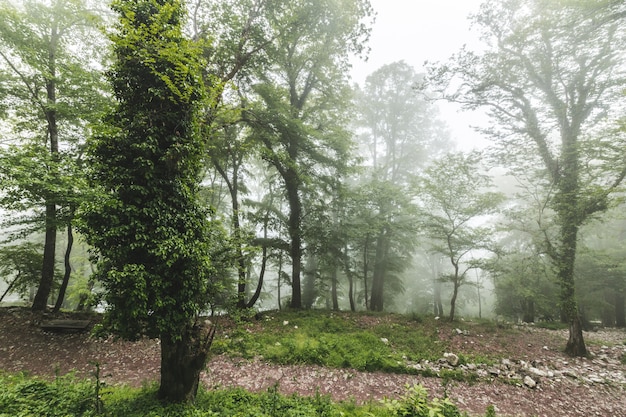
[{"left": 0, "top": 306, "right": 625, "bottom": 417}]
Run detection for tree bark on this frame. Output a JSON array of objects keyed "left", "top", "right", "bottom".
[
  {"left": 158, "top": 324, "right": 215, "bottom": 403},
  {"left": 32, "top": 203, "right": 57, "bottom": 312}
]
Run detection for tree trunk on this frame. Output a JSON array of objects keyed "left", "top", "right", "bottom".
[
  {"left": 522, "top": 298, "right": 535, "bottom": 323},
  {"left": 369, "top": 232, "right": 388, "bottom": 312},
  {"left": 0, "top": 273, "right": 21, "bottom": 303},
  {"left": 565, "top": 314, "right": 587, "bottom": 356},
  {"left": 277, "top": 253, "right": 283, "bottom": 311},
  {"left": 344, "top": 246, "right": 355, "bottom": 311},
  {"left": 246, "top": 246, "right": 267, "bottom": 309},
  {"left": 615, "top": 292, "right": 625, "bottom": 328},
  {"left": 32, "top": 33, "right": 59, "bottom": 313},
  {"left": 158, "top": 324, "right": 215, "bottom": 403},
  {"left": 32, "top": 203, "right": 57, "bottom": 312},
  {"left": 54, "top": 219, "right": 74, "bottom": 313},
  {"left": 286, "top": 174, "right": 302, "bottom": 309},
  {"left": 331, "top": 267, "right": 339, "bottom": 311},
  {"left": 363, "top": 237, "right": 369, "bottom": 310},
  {"left": 433, "top": 278, "right": 443, "bottom": 317},
  {"left": 449, "top": 280, "right": 460, "bottom": 322}
]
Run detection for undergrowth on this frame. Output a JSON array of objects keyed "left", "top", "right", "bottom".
[
  {"left": 0, "top": 372, "right": 492, "bottom": 417},
  {"left": 213, "top": 310, "right": 448, "bottom": 374}
]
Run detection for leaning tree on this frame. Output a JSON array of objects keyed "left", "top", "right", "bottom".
[{"left": 428, "top": 0, "right": 626, "bottom": 355}]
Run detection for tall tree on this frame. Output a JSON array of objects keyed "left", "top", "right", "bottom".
[
  {"left": 355, "top": 62, "right": 450, "bottom": 311},
  {"left": 80, "top": 0, "right": 220, "bottom": 403},
  {"left": 428, "top": 0, "right": 626, "bottom": 355},
  {"left": 244, "top": 0, "right": 373, "bottom": 309},
  {"left": 417, "top": 152, "right": 503, "bottom": 321},
  {"left": 0, "top": 0, "right": 106, "bottom": 311}
]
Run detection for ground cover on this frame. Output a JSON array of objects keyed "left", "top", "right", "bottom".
[{"left": 0, "top": 307, "right": 625, "bottom": 416}]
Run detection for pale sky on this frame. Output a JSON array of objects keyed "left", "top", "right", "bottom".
[{"left": 350, "top": 0, "right": 487, "bottom": 150}]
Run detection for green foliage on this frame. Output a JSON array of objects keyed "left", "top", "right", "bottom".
[
  {"left": 0, "top": 243, "right": 50, "bottom": 301},
  {"left": 214, "top": 311, "right": 447, "bottom": 373},
  {"left": 0, "top": 372, "right": 93, "bottom": 417},
  {"left": 79, "top": 0, "right": 225, "bottom": 340},
  {"left": 381, "top": 384, "right": 467, "bottom": 417},
  {"left": 0, "top": 372, "right": 474, "bottom": 417}
]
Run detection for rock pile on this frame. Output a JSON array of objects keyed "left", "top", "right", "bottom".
[{"left": 407, "top": 337, "right": 626, "bottom": 389}]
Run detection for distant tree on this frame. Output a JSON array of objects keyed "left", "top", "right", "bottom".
[
  {"left": 417, "top": 152, "right": 504, "bottom": 322},
  {"left": 80, "top": 0, "right": 223, "bottom": 403},
  {"left": 355, "top": 62, "right": 450, "bottom": 311},
  {"left": 428, "top": 0, "right": 626, "bottom": 355},
  {"left": 0, "top": 0, "right": 107, "bottom": 312}
]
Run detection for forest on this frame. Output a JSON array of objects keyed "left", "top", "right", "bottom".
[{"left": 0, "top": 0, "right": 625, "bottom": 409}]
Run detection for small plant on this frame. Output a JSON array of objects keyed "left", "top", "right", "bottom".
[
  {"left": 381, "top": 383, "right": 466, "bottom": 417},
  {"left": 485, "top": 404, "right": 497, "bottom": 417}
]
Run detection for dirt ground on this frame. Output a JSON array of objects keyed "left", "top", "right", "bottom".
[{"left": 0, "top": 307, "right": 624, "bottom": 417}]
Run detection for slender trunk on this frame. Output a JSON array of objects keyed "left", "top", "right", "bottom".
[
  {"left": 363, "top": 237, "right": 369, "bottom": 310},
  {"left": 76, "top": 261, "right": 96, "bottom": 311},
  {"left": 287, "top": 178, "right": 302, "bottom": 309},
  {"left": 449, "top": 281, "right": 459, "bottom": 322},
  {"left": 277, "top": 252, "right": 283, "bottom": 311},
  {"left": 370, "top": 231, "right": 388, "bottom": 312},
  {"left": 433, "top": 278, "right": 443, "bottom": 316},
  {"left": 615, "top": 292, "right": 625, "bottom": 328},
  {"left": 344, "top": 246, "right": 355, "bottom": 312},
  {"left": 32, "top": 29, "right": 59, "bottom": 313},
  {"left": 158, "top": 324, "right": 215, "bottom": 403},
  {"left": 331, "top": 266, "right": 339, "bottom": 311},
  {"left": 0, "top": 273, "right": 21, "bottom": 303},
  {"left": 522, "top": 298, "right": 535, "bottom": 323},
  {"left": 54, "top": 219, "right": 74, "bottom": 313},
  {"left": 32, "top": 204, "right": 57, "bottom": 312},
  {"left": 246, "top": 246, "right": 267, "bottom": 308}
]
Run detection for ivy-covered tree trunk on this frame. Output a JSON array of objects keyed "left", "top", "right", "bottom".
[{"left": 81, "top": 0, "right": 219, "bottom": 404}]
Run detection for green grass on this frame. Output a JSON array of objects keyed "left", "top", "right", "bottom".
[
  {"left": 213, "top": 310, "right": 448, "bottom": 374},
  {"left": 0, "top": 372, "right": 476, "bottom": 417}
]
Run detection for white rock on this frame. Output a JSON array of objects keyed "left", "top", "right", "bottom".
[
  {"left": 524, "top": 375, "right": 537, "bottom": 388},
  {"left": 444, "top": 352, "right": 460, "bottom": 366}
]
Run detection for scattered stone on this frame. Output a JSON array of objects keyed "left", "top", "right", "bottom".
[
  {"left": 523, "top": 375, "right": 537, "bottom": 388},
  {"left": 444, "top": 352, "right": 459, "bottom": 367}
]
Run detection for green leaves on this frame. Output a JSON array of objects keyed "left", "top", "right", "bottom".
[{"left": 80, "top": 0, "right": 225, "bottom": 341}]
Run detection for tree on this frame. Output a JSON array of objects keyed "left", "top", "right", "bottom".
[
  {"left": 79, "top": 0, "right": 221, "bottom": 403},
  {"left": 428, "top": 0, "right": 626, "bottom": 355},
  {"left": 243, "top": 0, "right": 373, "bottom": 309},
  {"left": 417, "top": 152, "right": 503, "bottom": 321},
  {"left": 355, "top": 62, "right": 450, "bottom": 311},
  {"left": 0, "top": 0, "right": 107, "bottom": 312}
]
